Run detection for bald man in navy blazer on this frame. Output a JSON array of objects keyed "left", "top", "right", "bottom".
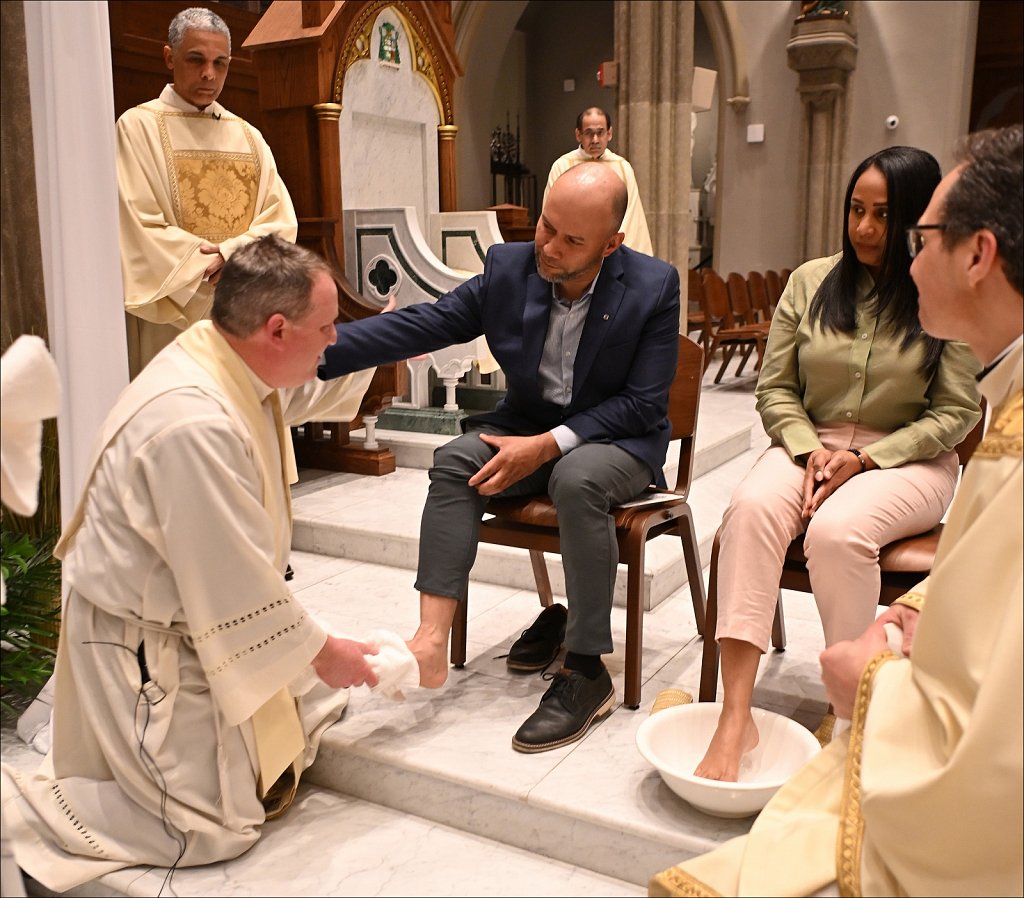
[{"left": 320, "top": 163, "right": 680, "bottom": 752}]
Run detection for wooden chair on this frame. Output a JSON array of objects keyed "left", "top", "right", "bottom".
[
  {"left": 702, "top": 270, "right": 770, "bottom": 383},
  {"left": 780, "top": 268, "right": 793, "bottom": 289},
  {"left": 764, "top": 269, "right": 785, "bottom": 311},
  {"left": 698, "top": 406, "right": 988, "bottom": 701},
  {"left": 452, "top": 336, "right": 708, "bottom": 710},
  {"left": 685, "top": 268, "right": 711, "bottom": 356},
  {"left": 746, "top": 270, "right": 774, "bottom": 321}
]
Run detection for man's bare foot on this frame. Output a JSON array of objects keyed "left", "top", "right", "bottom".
[
  {"left": 693, "top": 710, "right": 759, "bottom": 782},
  {"left": 407, "top": 631, "right": 449, "bottom": 688}
]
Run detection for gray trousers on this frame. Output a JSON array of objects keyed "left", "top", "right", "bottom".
[{"left": 414, "top": 424, "right": 653, "bottom": 655}]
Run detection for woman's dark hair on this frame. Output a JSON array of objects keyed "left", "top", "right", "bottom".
[{"left": 809, "top": 146, "right": 944, "bottom": 375}]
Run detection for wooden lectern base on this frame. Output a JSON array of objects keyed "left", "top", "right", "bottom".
[{"left": 292, "top": 424, "right": 396, "bottom": 476}]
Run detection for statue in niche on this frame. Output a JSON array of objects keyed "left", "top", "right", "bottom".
[
  {"left": 796, "top": 1, "right": 848, "bottom": 22},
  {"left": 378, "top": 21, "right": 401, "bottom": 65}
]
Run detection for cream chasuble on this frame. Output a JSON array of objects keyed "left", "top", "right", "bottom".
[
  {"left": 1, "top": 324, "right": 375, "bottom": 891},
  {"left": 545, "top": 147, "right": 654, "bottom": 255},
  {"left": 117, "top": 85, "right": 298, "bottom": 376},
  {"left": 651, "top": 341, "right": 1023, "bottom": 898}
]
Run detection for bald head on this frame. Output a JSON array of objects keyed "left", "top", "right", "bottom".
[
  {"left": 549, "top": 162, "right": 628, "bottom": 239},
  {"left": 535, "top": 162, "right": 627, "bottom": 300}
]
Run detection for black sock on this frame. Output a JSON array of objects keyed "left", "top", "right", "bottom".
[{"left": 564, "top": 652, "right": 603, "bottom": 679}]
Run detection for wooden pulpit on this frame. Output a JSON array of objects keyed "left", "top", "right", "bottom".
[{"left": 242, "top": 0, "right": 463, "bottom": 474}]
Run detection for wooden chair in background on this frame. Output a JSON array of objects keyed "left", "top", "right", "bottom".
[
  {"left": 698, "top": 405, "right": 988, "bottom": 701},
  {"left": 455, "top": 336, "right": 708, "bottom": 710},
  {"left": 746, "top": 270, "right": 775, "bottom": 321},
  {"left": 686, "top": 268, "right": 711, "bottom": 356},
  {"left": 702, "top": 269, "right": 770, "bottom": 384},
  {"left": 764, "top": 269, "right": 785, "bottom": 310},
  {"left": 727, "top": 271, "right": 772, "bottom": 378}
]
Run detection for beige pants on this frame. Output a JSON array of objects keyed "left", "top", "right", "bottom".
[{"left": 717, "top": 423, "right": 959, "bottom": 650}]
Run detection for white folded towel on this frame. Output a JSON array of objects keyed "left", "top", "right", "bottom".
[{"left": 363, "top": 628, "right": 420, "bottom": 700}]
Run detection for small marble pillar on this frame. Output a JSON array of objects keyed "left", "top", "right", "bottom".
[
  {"left": 362, "top": 414, "right": 379, "bottom": 450},
  {"left": 442, "top": 377, "right": 460, "bottom": 411}
]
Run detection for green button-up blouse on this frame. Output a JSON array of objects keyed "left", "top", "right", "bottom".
[{"left": 755, "top": 254, "right": 983, "bottom": 469}]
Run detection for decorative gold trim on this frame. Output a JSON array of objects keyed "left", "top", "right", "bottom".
[
  {"left": 836, "top": 649, "right": 897, "bottom": 897},
  {"left": 313, "top": 102, "right": 343, "bottom": 122},
  {"left": 437, "top": 124, "right": 459, "bottom": 141},
  {"left": 974, "top": 390, "right": 1023, "bottom": 460},
  {"left": 648, "top": 865, "right": 723, "bottom": 897},
  {"left": 155, "top": 112, "right": 261, "bottom": 241},
  {"left": 333, "top": 1, "right": 453, "bottom": 124}
]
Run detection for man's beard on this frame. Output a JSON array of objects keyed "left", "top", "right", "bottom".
[{"left": 534, "top": 244, "right": 600, "bottom": 285}]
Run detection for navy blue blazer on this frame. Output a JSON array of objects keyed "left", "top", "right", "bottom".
[{"left": 320, "top": 242, "right": 680, "bottom": 486}]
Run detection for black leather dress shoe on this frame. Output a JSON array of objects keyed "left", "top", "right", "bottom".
[
  {"left": 507, "top": 604, "right": 567, "bottom": 672},
  {"left": 511, "top": 667, "right": 615, "bottom": 753}
]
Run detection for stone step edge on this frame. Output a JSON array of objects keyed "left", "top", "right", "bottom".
[
  {"left": 291, "top": 516, "right": 716, "bottom": 612},
  {"left": 11, "top": 774, "right": 642, "bottom": 898},
  {"left": 305, "top": 737, "right": 709, "bottom": 888},
  {"left": 347, "top": 422, "right": 752, "bottom": 474}
]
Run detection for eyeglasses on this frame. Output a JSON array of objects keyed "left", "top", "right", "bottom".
[{"left": 906, "top": 224, "right": 947, "bottom": 258}]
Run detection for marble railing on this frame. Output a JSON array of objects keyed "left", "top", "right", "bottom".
[{"left": 343, "top": 207, "right": 506, "bottom": 419}]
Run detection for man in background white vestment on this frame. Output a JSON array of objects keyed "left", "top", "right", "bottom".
[
  {"left": 0, "top": 236, "right": 385, "bottom": 892},
  {"left": 650, "top": 124, "right": 1023, "bottom": 897},
  {"left": 118, "top": 7, "right": 297, "bottom": 378},
  {"left": 544, "top": 106, "right": 653, "bottom": 255}
]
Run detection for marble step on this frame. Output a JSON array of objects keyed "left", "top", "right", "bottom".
[
  {"left": 266, "top": 549, "right": 765, "bottom": 889},
  {"left": 2, "top": 731, "right": 643, "bottom": 898},
  {"left": 291, "top": 416, "right": 751, "bottom": 612}
]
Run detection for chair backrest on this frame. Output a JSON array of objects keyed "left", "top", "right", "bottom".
[
  {"left": 746, "top": 271, "right": 772, "bottom": 321},
  {"left": 700, "top": 269, "right": 737, "bottom": 327},
  {"left": 687, "top": 268, "right": 706, "bottom": 314},
  {"left": 669, "top": 335, "right": 704, "bottom": 494},
  {"left": 764, "top": 269, "right": 784, "bottom": 308},
  {"left": 957, "top": 399, "right": 988, "bottom": 467},
  {"left": 780, "top": 268, "right": 793, "bottom": 288},
  {"left": 726, "top": 272, "right": 756, "bottom": 324}
]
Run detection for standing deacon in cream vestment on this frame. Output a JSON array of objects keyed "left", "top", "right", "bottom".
[
  {"left": 650, "top": 126, "right": 1023, "bottom": 897},
  {"left": 0, "top": 237, "right": 378, "bottom": 892},
  {"left": 545, "top": 107, "right": 654, "bottom": 256},
  {"left": 118, "top": 7, "right": 297, "bottom": 378}
]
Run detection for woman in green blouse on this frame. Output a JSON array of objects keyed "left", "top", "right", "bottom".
[{"left": 696, "top": 146, "right": 982, "bottom": 782}]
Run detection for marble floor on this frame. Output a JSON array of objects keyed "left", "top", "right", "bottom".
[{"left": 3, "top": 363, "right": 839, "bottom": 898}]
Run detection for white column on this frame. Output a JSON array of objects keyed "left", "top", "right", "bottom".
[{"left": 23, "top": 0, "right": 127, "bottom": 524}]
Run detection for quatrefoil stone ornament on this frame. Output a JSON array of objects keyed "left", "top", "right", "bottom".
[{"left": 367, "top": 258, "right": 399, "bottom": 297}]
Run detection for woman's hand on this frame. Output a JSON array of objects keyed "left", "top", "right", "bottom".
[{"left": 801, "top": 448, "right": 872, "bottom": 517}]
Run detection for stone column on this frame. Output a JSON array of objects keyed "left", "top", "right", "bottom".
[
  {"left": 437, "top": 124, "right": 459, "bottom": 212},
  {"left": 786, "top": 14, "right": 858, "bottom": 261},
  {"left": 615, "top": 0, "right": 695, "bottom": 268}
]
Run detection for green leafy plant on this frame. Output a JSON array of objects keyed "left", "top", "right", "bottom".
[{"left": 1, "top": 526, "right": 61, "bottom": 721}]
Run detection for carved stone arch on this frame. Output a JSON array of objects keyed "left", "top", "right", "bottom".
[{"left": 696, "top": 0, "right": 751, "bottom": 112}]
